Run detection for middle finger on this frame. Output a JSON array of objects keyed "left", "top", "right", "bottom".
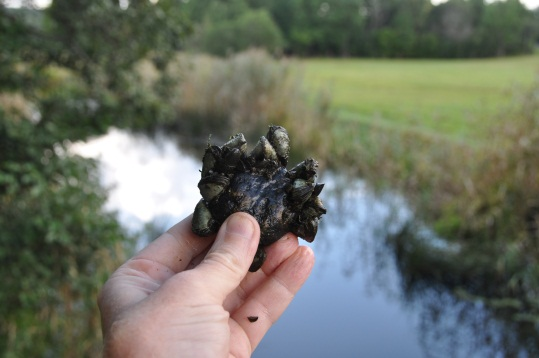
[{"left": 223, "top": 233, "right": 300, "bottom": 312}]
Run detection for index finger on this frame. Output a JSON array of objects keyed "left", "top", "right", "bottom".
[
  {"left": 99, "top": 214, "right": 215, "bottom": 333},
  {"left": 134, "top": 214, "right": 216, "bottom": 274}
]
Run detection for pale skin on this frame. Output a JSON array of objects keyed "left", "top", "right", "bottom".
[{"left": 98, "top": 212, "right": 315, "bottom": 357}]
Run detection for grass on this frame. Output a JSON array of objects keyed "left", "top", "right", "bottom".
[{"left": 302, "top": 54, "right": 539, "bottom": 141}]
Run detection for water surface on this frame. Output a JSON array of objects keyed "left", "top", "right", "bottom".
[{"left": 73, "top": 129, "right": 535, "bottom": 357}]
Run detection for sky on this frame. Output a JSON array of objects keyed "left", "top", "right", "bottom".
[
  {"left": 432, "top": 0, "right": 538, "bottom": 8},
  {"left": 4, "top": 0, "right": 539, "bottom": 10}
]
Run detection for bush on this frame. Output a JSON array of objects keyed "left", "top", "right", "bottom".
[
  {"left": 166, "top": 49, "right": 333, "bottom": 162},
  {"left": 0, "top": 112, "right": 131, "bottom": 356},
  {"left": 0, "top": 2, "right": 189, "bottom": 355}
]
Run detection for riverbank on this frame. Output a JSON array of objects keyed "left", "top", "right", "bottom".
[{"left": 300, "top": 54, "right": 539, "bottom": 320}]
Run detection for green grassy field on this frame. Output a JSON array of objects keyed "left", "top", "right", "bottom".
[{"left": 302, "top": 54, "right": 539, "bottom": 141}]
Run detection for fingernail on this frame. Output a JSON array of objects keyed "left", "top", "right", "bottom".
[{"left": 226, "top": 213, "right": 255, "bottom": 240}]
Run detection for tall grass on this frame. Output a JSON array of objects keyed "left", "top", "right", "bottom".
[
  {"left": 163, "top": 49, "right": 333, "bottom": 162},
  {"left": 335, "top": 77, "right": 539, "bottom": 311}
]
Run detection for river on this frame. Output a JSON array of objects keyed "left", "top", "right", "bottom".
[{"left": 72, "top": 128, "right": 537, "bottom": 357}]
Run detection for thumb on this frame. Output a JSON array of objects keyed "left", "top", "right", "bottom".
[{"left": 191, "top": 212, "right": 260, "bottom": 303}]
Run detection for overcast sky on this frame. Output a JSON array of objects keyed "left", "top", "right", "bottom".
[
  {"left": 4, "top": 0, "right": 539, "bottom": 10},
  {"left": 431, "top": 0, "right": 538, "bottom": 8}
]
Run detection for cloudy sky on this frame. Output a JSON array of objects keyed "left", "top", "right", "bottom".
[
  {"left": 4, "top": 0, "right": 539, "bottom": 10},
  {"left": 432, "top": 0, "right": 538, "bottom": 8}
]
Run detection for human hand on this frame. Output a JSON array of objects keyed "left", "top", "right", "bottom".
[{"left": 98, "top": 212, "right": 315, "bottom": 357}]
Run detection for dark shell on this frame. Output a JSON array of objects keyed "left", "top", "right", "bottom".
[
  {"left": 198, "top": 174, "right": 230, "bottom": 202},
  {"left": 192, "top": 125, "right": 326, "bottom": 271},
  {"left": 247, "top": 316, "right": 259, "bottom": 323}
]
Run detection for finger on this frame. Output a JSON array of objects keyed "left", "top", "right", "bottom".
[
  {"left": 180, "top": 212, "right": 260, "bottom": 304},
  {"left": 229, "top": 246, "right": 315, "bottom": 353},
  {"left": 98, "top": 215, "right": 215, "bottom": 330},
  {"left": 108, "top": 215, "right": 215, "bottom": 293},
  {"left": 223, "top": 233, "right": 300, "bottom": 312},
  {"left": 182, "top": 244, "right": 212, "bottom": 270},
  {"left": 145, "top": 214, "right": 216, "bottom": 272},
  {"left": 260, "top": 234, "right": 300, "bottom": 276}
]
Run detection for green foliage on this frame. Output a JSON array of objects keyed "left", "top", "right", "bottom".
[
  {"left": 192, "top": 6, "right": 284, "bottom": 57},
  {"left": 475, "top": 0, "right": 536, "bottom": 56},
  {"left": 186, "top": 0, "right": 539, "bottom": 58},
  {"left": 288, "top": 0, "right": 367, "bottom": 56},
  {"left": 248, "top": 0, "right": 298, "bottom": 39},
  {"left": 0, "top": 1, "right": 190, "bottom": 355},
  {"left": 0, "top": 111, "right": 131, "bottom": 356},
  {"left": 234, "top": 10, "right": 284, "bottom": 53}
]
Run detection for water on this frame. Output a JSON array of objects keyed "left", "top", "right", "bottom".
[
  {"left": 72, "top": 129, "right": 201, "bottom": 237},
  {"left": 73, "top": 129, "right": 536, "bottom": 357}
]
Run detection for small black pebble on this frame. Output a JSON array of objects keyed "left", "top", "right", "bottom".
[{"left": 248, "top": 316, "right": 258, "bottom": 323}]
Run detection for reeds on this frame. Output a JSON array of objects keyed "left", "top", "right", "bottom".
[
  {"left": 337, "top": 75, "right": 539, "bottom": 310},
  {"left": 164, "top": 49, "right": 333, "bottom": 163}
]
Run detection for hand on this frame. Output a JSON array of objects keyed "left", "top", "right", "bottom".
[{"left": 98, "top": 212, "right": 315, "bottom": 357}]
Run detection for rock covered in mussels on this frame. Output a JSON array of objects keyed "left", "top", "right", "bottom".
[{"left": 192, "top": 125, "right": 326, "bottom": 272}]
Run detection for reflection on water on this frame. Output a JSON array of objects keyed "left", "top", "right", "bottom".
[
  {"left": 74, "top": 129, "right": 539, "bottom": 357},
  {"left": 403, "top": 281, "right": 539, "bottom": 358},
  {"left": 72, "top": 128, "right": 201, "bottom": 233}
]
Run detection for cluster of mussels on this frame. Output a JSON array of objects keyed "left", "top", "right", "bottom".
[{"left": 192, "top": 125, "right": 326, "bottom": 271}]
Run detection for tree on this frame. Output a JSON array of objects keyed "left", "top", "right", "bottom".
[
  {"left": 475, "top": 0, "right": 536, "bottom": 56},
  {"left": 0, "top": 110, "right": 129, "bottom": 355},
  {"left": 426, "top": 0, "right": 477, "bottom": 57},
  {"left": 287, "top": 0, "right": 367, "bottom": 56},
  {"left": 0, "top": 1, "right": 190, "bottom": 355},
  {"left": 248, "top": 0, "right": 300, "bottom": 42},
  {"left": 184, "top": 0, "right": 539, "bottom": 58},
  {"left": 370, "top": 0, "right": 432, "bottom": 57},
  {"left": 195, "top": 2, "right": 284, "bottom": 56}
]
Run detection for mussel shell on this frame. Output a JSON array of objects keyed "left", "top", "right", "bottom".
[
  {"left": 249, "top": 136, "right": 279, "bottom": 162},
  {"left": 312, "top": 196, "right": 327, "bottom": 215},
  {"left": 215, "top": 147, "right": 242, "bottom": 174},
  {"left": 192, "top": 199, "right": 219, "bottom": 236},
  {"left": 313, "top": 183, "right": 324, "bottom": 196},
  {"left": 198, "top": 174, "right": 230, "bottom": 202},
  {"left": 201, "top": 145, "right": 221, "bottom": 177},
  {"left": 288, "top": 158, "right": 318, "bottom": 182},
  {"left": 267, "top": 125, "right": 290, "bottom": 166},
  {"left": 223, "top": 133, "right": 247, "bottom": 153},
  {"left": 249, "top": 246, "right": 267, "bottom": 272},
  {"left": 292, "top": 217, "right": 319, "bottom": 243},
  {"left": 290, "top": 179, "right": 314, "bottom": 207},
  {"left": 305, "top": 196, "right": 327, "bottom": 216}
]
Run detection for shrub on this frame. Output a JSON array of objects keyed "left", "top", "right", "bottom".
[
  {"left": 166, "top": 49, "right": 333, "bottom": 162},
  {"left": 0, "top": 112, "right": 131, "bottom": 356}
]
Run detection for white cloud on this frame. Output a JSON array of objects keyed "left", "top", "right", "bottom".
[
  {"left": 3, "top": 0, "right": 51, "bottom": 9},
  {"left": 432, "top": 0, "right": 539, "bottom": 9}
]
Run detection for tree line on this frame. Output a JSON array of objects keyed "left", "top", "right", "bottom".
[{"left": 182, "top": 0, "right": 539, "bottom": 58}]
